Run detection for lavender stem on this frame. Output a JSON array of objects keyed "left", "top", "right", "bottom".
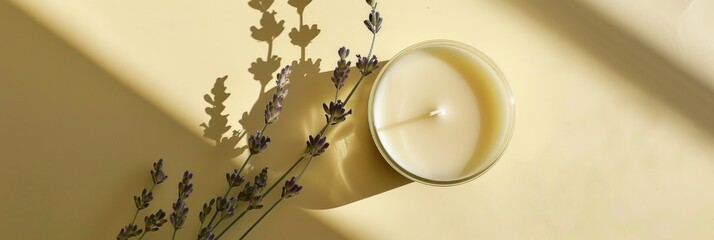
[
  {"left": 206, "top": 187, "right": 234, "bottom": 229},
  {"left": 295, "top": 156, "right": 314, "bottom": 182},
  {"left": 131, "top": 183, "right": 156, "bottom": 225},
  {"left": 240, "top": 197, "right": 285, "bottom": 240},
  {"left": 343, "top": 32, "right": 376, "bottom": 105},
  {"left": 263, "top": 154, "right": 307, "bottom": 197},
  {"left": 239, "top": 121, "right": 270, "bottom": 174},
  {"left": 214, "top": 209, "right": 248, "bottom": 239}
]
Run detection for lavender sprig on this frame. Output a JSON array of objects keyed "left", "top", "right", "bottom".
[
  {"left": 239, "top": 176, "right": 303, "bottom": 240},
  {"left": 331, "top": 47, "right": 352, "bottom": 91},
  {"left": 143, "top": 209, "right": 167, "bottom": 232},
  {"left": 363, "top": 3, "right": 382, "bottom": 34},
  {"left": 306, "top": 134, "right": 329, "bottom": 157},
  {"left": 199, "top": 199, "right": 216, "bottom": 225},
  {"left": 198, "top": 227, "right": 216, "bottom": 240},
  {"left": 239, "top": 65, "right": 292, "bottom": 174},
  {"left": 281, "top": 177, "right": 303, "bottom": 198},
  {"left": 151, "top": 159, "right": 168, "bottom": 184},
  {"left": 213, "top": 168, "right": 269, "bottom": 239},
  {"left": 137, "top": 209, "right": 167, "bottom": 240},
  {"left": 247, "top": 131, "right": 271, "bottom": 155},
  {"left": 209, "top": 196, "right": 238, "bottom": 229},
  {"left": 202, "top": 167, "right": 246, "bottom": 230},
  {"left": 117, "top": 224, "right": 142, "bottom": 240},
  {"left": 133, "top": 188, "right": 153, "bottom": 211},
  {"left": 264, "top": 65, "right": 291, "bottom": 125},
  {"left": 226, "top": 169, "right": 246, "bottom": 188},
  {"left": 356, "top": 54, "right": 379, "bottom": 76},
  {"left": 170, "top": 171, "right": 193, "bottom": 240},
  {"left": 118, "top": 159, "right": 167, "bottom": 240},
  {"left": 323, "top": 100, "right": 353, "bottom": 125}
]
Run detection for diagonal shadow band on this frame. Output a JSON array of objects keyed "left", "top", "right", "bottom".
[
  {"left": 0, "top": 1, "right": 349, "bottom": 239},
  {"left": 505, "top": 0, "right": 714, "bottom": 135}
]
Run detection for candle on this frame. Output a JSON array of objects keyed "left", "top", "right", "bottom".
[{"left": 368, "top": 40, "right": 515, "bottom": 186}]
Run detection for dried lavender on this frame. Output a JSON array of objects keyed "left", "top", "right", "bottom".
[
  {"left": 117, "top": 224, "right": 142, "bottom": 240},
  {"left": 170, "top": 171, "right": 193, "bottom": 240},
  {"left": 306, "top": 134, "right": 329, "bottom": 157},
  {"left": 355, "top": 54, "right": 379, "bottom": 77},
  {"left": 198, "top": 199, "right": 216, "bottom": 225},
  {"left": 133, "top": 188, "right": 153, "bottom": 211},
  {"left": 119, "top": 1, "right": 383, "bottom": 239},
  {"left": 331, "top": 47, "right": 352, "bottom": 91},
  {"left": 210, "top": 196, "right": 238, "bottom": 228},
  {"left": 208, "top": 65, "right": 290, "bottom": 236},
  {"left": 143, "top": 209, "right": 167, "bottom": 232},
  {"left": 239, "top": 175, "right": 304, "bottom": 240},
  {"left": 226, "top": 169, "right": 246, "bottom": 188},
  {"left": 247, "top": 131, "right": 270, "bottom": 155},
  {"left": 203, "top": 68, "right": 291, "bottom": 237},
  {"left": 239, "top": 65, "right": 292, "bottom": 174},
  {"left": 117, "top": 159, "right": 167, "bottom": 240},
  {"left": 213, "top": 168, "right": 269, "bottom": 239},
  {"left": 137, "top": 209, "right": 168, "bottom": 240},
  {"left": 281, "top": 177, "right": 303, "bottom": 199},
  {"left": 248, "top": 168, "right": 269, "bottom": 210},
  {"left": 241, "top": 2, "right": 384, "bottom": 239},
  {"left": 323, "top": 100, "right": 353, "bottom": 125},
  {"left": 263, "top": 65, "right": 291, "bottom": 125},
  {"left": 151, "top": 159, "right": 168, "bottom": 184},
  {"left": 363, "top": 3, "right": 382, "bottom": 34},
  {"left": 198, "top": 227, "right": 216, "bottom": 240}
]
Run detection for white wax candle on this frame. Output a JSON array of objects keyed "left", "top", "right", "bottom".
[{"left": 369, "top": 40, "right": 514, "bottom": 185}]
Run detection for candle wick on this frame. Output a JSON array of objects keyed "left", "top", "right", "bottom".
[{"left": 428, "top": 109, "right": 444, "bottom": 117}]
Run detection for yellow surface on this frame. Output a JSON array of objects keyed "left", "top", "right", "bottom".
[{"left": 1, "top": 0, "right": 713, "bottom": 239}]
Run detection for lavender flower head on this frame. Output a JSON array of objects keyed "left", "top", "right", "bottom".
[
  {"left": 356, "top": 54, "right": 379, "bottom": 76},
  {"left": 143, "top": 209, "right": 167, "bottom": 232},
  {"left": 151, "top": 159, "right": 168, "bottom": 185},
  {"left": 216, "top": 196, "right": 239, "bottom": 220},
  {"left": 178, "top": 171, "right": 194, "bottom": 199},
  {"left": 265, "top": 65, "right": 292, "bottom": 124},
  {"left": 331, "top": 47, "right": 351, "bottom": 89},
  {"left": 255, "top": 167, "right": 269, "bottom": 188},
  {"left": 306, "top": 134, "right": 329, "bottom": 157},
  {"left": 248, "top": 130, "right": 271, "bottom": 155},
  {"left": 198, "top": 227, "right": 216, "bottom": 240},
  {"left": 226, "top": 169, "right": 246, "bottom": 188},
  {"left": 199, "top": 199, "right": 216, "bottom": 224},
  {"left": 281, "top": 177, "right": 303, "bottom": 198},
  {"left": 363, "top": 3, "right": 382, "bottom": 34},
  {"left": 133, "top": 188, "right": 153, "bottom": 210},
  {"left": 117, "top": 224, "right": 142, "bottom": 240},
  {"left": 323, "top": 100, "right": 352, "bottom": 125},
  {"left": 170, "top": 171, "right": 193, "bottom": 230},
  {"left": 238, "top": 167, "right": 269, "bottom": 210}
]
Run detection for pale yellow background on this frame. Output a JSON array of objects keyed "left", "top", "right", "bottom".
[{"left": 1, "top": 0, "right": 713, "bottom": 239}]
